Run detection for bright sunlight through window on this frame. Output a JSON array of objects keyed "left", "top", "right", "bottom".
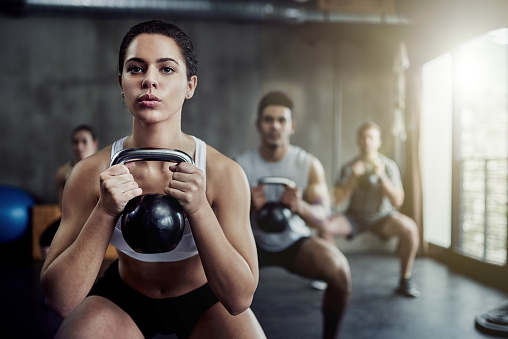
[{"left": 422, "top": 28, "right": 508, "bottom": 265}]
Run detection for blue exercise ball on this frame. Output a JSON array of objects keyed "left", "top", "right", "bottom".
[{"left": 0, "top": 186, "right": 35, "bottom": 243}]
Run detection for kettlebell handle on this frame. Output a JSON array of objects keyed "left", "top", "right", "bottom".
[
  {"left": 110, "top": 148, "right": 195, "bottom": 167},
  {"left": 254, "top": 176, "right": 296, "bottom": 188}
]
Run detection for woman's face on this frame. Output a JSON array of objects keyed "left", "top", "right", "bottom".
[{"left": 119, "top": 33, "right": 197, "bottom": 124}]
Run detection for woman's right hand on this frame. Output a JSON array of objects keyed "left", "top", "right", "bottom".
[{"left": 98, "top": 163, "right": 143, "bottom": 217}]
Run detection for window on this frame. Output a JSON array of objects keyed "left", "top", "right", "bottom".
[
  {"left": 421, "top": 54, "right": 453, "bottom": 248},
  {"left": 422, "top": 28, "right": 508, "bottom": 265}
]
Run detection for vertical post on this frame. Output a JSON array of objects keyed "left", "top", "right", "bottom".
[
  {"left": 483, "top": 159, "right": 489, "bottom": 261},
  {"left": 332, "top": 41, "right": 342, "bottom": 190}
]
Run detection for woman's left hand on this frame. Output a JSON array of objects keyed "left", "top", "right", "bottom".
[{"left": 164, "top": 163, "right": 207, "bottom": 215}]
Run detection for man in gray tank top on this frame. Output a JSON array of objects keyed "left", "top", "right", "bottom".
[
  {"left": 326, "top": 121, "right": 421, "bottom": 298},
  {"left": 236, "top": 91, "right": 351, "bottom": 339}
]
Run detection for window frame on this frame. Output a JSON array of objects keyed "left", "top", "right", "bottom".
[{"left": 423, "top": 30, "right": 508, "bottom": 292}]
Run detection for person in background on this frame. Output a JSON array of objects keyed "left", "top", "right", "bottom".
[
  {"left": 39, "top": 124, "right": 99, "bottom": 258},
  {"left": 236, "top": 91, "right": 351, "bottom": 339},
  {"left": 325, "top": 121, "right": 420, "bottom": 298}
]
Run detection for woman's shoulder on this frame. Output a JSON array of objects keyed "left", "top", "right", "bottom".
[
  {"left": 205, "top": 145, "right": 248, "bottom": 194},
  {"left": 60, "top": 146, "right": 113, "bottom": 202},
  {"left": 70, "top": 146, "right": 113, "bottom": 180},
  {"left": 205, "top": 144, "right": 242, "bottom": 175},
  {"left": 56, "top": 162, "right": 72, "bottom": 181},
  {"left": 206, "top": 145, "right": 249, "bottom": 204}
]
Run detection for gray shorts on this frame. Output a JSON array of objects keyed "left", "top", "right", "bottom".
[{"left": 345, "top": 212, "right": 397, "bottom": 240}]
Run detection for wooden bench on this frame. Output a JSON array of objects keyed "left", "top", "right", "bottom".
[{"left": 32, "top": 204, "right": 117, "bottom": 261}]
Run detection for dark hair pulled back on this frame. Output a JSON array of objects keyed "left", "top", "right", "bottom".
[{"left": 118, "top": 20, "right": 197, "bottom": 80}]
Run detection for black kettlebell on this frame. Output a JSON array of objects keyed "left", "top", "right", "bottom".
[
  {"left": 121, "top": 194, "right": 185, "bottom": 253},
  {"left": 256, "top": 202, "right": 293, "bottom": 233},
  {"left": 110, "top": 148, "right": 194, "bottom": 254},
  {"left": 254, "top": 177, "right": 296, "bottom": 233}
]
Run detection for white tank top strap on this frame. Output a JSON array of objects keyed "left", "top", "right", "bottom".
[
  {"left": 109, "top": 135, "right": 205, "bottom": 262},
  {"left": 110, "top": 136, "right": 128, "bottom": 159},
  {"left": 190, "top": 135, "right": 206, "bottom": 180}
]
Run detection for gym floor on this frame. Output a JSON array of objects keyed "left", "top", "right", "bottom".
[{"left": 2, "top": 253, "right": 506, "bottom": 338}]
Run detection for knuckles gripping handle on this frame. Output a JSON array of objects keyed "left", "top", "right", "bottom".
[
  {"left": 110, "top": 148, "right": 194, "bottom": 167},
  {"left": 254, "top": 176, "right": 296, "bottom": 188}
]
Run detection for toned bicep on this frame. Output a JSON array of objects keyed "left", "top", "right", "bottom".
[
  {"left": 44, "top": 161, "right": 100, "bottom": 266},
  {"left": 211, "top": 161, "right": 258, "bottom": 269},
  {"left": 304, "top": 157, "right": 331, "bottom": 209},
  {"left": 55, "top": 167, "right": 67, "bottom": 207}
]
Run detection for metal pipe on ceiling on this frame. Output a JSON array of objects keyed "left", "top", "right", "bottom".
[{"left": 3, "top": 0, "right": 412, "bottom": 25}]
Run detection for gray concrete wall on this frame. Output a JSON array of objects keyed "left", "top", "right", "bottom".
[{"left": 0, "top": 16, "right": 399, "bottom": 210}]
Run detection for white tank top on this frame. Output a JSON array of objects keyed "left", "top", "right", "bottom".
[
  {"left": 235, "top": 145, "right": 312, "bottom": 252},
  {"left": 109, "top": 136, "right": 206, "bottom": 262}
]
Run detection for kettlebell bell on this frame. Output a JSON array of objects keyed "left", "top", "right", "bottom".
[
  {"left": 358, "top": 160, "right": 379, "bottom": 190},
  {"left": 358, "top": 172, "right": 379, "bottom": 189},
  {"left": 110, "top": 148, "right": 194, "bottom": 253},
  {"left": 254, "top": 177, "right": 296, "bottom": 233}
]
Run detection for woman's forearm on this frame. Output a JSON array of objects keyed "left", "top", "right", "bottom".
[
  {"left": 41, "top": 204, "right": 117, "bottom": 317},
  {"left": 187, "top": 205, "right": 257, "bottom": 316}
]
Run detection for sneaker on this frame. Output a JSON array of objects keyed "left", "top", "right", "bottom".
[
  {"left": 396, "top": 277, "right": 421, "bottom": 298},
  {"left": 311, "top": 280, "right": 328, "bottom": 291}
]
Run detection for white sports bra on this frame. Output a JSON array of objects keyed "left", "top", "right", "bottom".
[{"left": 109, "top": 136, "right": 206, "bottom": 262}]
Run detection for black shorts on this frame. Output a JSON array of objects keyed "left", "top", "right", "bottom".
[
  {"left": 88, "top": 260, "right": 218, "bottom": 339},
  {"left": 256, "top": 237, "right": 310, "bottom": 273}
]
